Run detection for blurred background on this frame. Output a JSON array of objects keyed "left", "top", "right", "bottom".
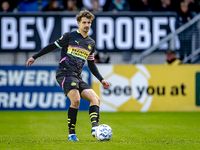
[{"left": 0, "top": 0, "right": 200, "bottom": 112}]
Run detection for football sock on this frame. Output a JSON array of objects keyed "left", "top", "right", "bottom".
[
  {"left": 89, "top": 105, "right": 99, "bottom": 127},
  {"left": 68, "top": 107, "right": 78, "bottom": 134}
]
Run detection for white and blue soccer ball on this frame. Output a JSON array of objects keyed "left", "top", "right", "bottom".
[{"left": 95, "top": 124, "right": 113, "bottom": 141}]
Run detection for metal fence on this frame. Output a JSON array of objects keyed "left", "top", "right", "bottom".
[{"left": 129, "top": 12, "right": 200, "bottom": 64}]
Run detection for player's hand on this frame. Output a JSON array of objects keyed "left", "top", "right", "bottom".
[
  {"left": 101, "top": 80, "right": 110, "bottom": 89},
  {"left": 26, "top": 57, "right": 35, "bottom": 67}
]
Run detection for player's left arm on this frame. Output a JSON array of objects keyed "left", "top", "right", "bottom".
[{"left": 87, "top": 57, "right": 110, "bottom": 89}]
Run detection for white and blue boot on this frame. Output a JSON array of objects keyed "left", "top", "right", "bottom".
[
  {"left": 68, "top": 134, "right": 79, "bottom": 141},
  {"left": 91, "top": 126, "right": 98, "bottom": 137}
]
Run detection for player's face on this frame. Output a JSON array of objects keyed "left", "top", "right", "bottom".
[{"left": 78, "top": 17, "right": 92, "bottom": 33}]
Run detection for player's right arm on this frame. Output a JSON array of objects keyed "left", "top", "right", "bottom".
[
  {"left": 26, "top": 43, "right": 57, "bottom": 67},
  {"left": 26, "top": 32, "right": 70, "bottom": 67}
]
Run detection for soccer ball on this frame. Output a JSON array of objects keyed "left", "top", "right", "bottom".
[{"left": 95, "top": 124, "right": 113, "bottom": 141}]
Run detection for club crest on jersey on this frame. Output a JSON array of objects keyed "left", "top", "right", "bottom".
[
  {"left": 88, "top": 45, "right": 92, "bottom": 50},
  {"left": 71, "top": 82, "right": 76, "bottom": 86}
]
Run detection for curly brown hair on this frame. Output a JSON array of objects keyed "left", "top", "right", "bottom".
[{"left": 75, "top": 10, "right": 95, "bottom": 22}]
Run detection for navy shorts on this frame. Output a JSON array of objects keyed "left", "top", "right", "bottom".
[{"left": 56, "top": 74, "right": 91, "bottom": 96}]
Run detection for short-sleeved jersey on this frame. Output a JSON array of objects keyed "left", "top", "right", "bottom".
[{"left": 55, "top": 30, "right": 95, "bottom": 77}]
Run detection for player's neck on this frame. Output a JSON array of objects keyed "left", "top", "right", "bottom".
[{"left": 78, "top": 30, "right": 88, "bottom": 38}]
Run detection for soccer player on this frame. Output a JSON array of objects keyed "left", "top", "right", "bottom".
[{"left": 26, "top": 10, "right": 110, "bottom": 141}]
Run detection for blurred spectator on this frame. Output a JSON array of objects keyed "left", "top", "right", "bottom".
[
  {"left": 18, "top": 0, "right": 39, "bottom": 12},
  {"left": 108, "top": 0, "right": 131, "bottom": 12},
  {"left": 159, "top": 0, "right": 173, "bottom": 11},
  {"left": 0, "top": 0, "right": 18, "bottom": 12},
  {"left": 63, "top": 0, "right": 79, "bottom": 11},
  {"left": 164, "top": 49, "right": 182, "bottom": 65},
  {"left": 176, "top": 1, "right": 195, "bottom": 63},
  {"left": 133, "top": 0, "right": 153, "bottom": 11},
  {"left": 0, "top": 0, "right": 12, "bottom": 12},
  {"left": 42, "top": 0, "right": 63, "bottom": 11},
  {"left": 183, "top": 0, "right": 200, "bottom": 13},
  {"left": 82, "top": 0, "right": 106, "bottom": 10},
  {"left": 90, "top": 0, "right": 103, "bottom": 12}
]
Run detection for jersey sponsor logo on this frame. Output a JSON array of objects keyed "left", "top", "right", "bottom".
[
  {"left": 67, "top": 45, "right": 90, "bottom": 60},
  {"left": 71, "top": 82, "right": 76, "bottom": 86}
]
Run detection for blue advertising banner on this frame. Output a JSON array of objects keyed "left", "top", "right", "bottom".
[{"left": 0, "top": 66, "right": 91, "bottom": 111}]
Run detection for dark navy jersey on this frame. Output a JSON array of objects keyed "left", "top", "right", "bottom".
[{"left": 55, "top": 30, "right": 95, "bottom": 77}]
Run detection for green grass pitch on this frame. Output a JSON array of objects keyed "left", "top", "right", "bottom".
[{"left": 0, "top": 111, "right": 200, "bottom": 150}]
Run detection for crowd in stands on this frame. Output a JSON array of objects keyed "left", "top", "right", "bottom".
[{"left": 0, "top": 0, "right": 200, "bottom": 13}]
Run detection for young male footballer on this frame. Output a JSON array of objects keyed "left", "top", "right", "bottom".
[{"left": 26, "top": 10, "right": 110, "bottom": 141}]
